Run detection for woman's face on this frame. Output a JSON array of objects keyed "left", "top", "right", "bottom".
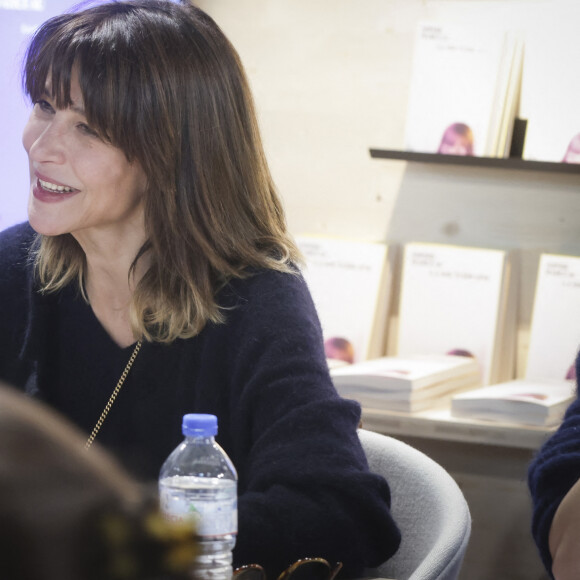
[{"left": 22, "top": 74, "right": 147, "bottom": 242}]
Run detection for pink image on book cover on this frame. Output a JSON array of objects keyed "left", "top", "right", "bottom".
[
  {"left": 325, "top": 337, "right": 355, "bottom": 365},
  {"left": 511, "top": 361, "right": 576, "bottom": 402},
  {"left": 562, "top": 133, "right": 580, "bottom": 164},
  {"left": 438, "top": 123, "right": 474, "bottom": 156},
  {"left": 447, "top": 348, "right": 475, "bottom": 359}
]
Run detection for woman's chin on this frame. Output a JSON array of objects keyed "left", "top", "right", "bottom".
[{"left": 27, "top": 214, "right": 68, "bottom": 237}]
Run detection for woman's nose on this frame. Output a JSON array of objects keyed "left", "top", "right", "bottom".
[{"left": 23, "top": 118, "right": 67, "bottom": 165}]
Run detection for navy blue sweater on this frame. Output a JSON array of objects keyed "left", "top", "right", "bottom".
[
  {"left": 0, "top": 222, "right": 400, "bottom": 578},
  {"left": 528, "top": 351, "right": 580, "bottom": 577}
]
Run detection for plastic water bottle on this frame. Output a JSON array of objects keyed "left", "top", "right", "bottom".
[{"left": 159, "top": 414, "right": 238, "bottom": 580}]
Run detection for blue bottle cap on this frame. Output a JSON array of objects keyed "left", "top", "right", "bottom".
[{"left": 182, "top": 413, "right": 218, "bottom": 437}]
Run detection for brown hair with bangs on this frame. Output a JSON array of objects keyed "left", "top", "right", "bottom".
[{"left": 24, "top": 0, "right": 301, "bottom": 343}]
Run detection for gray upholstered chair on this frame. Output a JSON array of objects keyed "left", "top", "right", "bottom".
[{"left": 358, "top": 429, "right": 471, "bottom": 580}]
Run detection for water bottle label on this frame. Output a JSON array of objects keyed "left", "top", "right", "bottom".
[
  {"left": 159, "top": 480, "right": 238, "bottom": 537},
  {"left": 195, "top": 498, "right": 238, "bottom": 537}
]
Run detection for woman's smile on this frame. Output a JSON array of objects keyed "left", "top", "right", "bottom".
[{"left": 32, "top": 173, "right": 80, "bottom": 203}]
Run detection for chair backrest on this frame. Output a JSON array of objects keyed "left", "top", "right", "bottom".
[{"left": 358, "top": 429, "right": 471, "bottom": 580}]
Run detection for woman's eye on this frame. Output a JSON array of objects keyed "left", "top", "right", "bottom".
[
  {"left": 76, "top": 123, "right": 99, "bottom": 138},
  {"left": 34, "top": 99, "right": 54, "bottom": 114}
]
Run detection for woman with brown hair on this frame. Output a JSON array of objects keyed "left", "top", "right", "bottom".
[{"left": 0, "top": 1, "right": 400, "bottom": 576}]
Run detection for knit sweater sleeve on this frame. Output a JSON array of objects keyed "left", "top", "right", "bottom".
[
  {"left": 528, "top": 362, "right": 580, "bottom": 577},
  {"left": 216, "top": 269, "right": 401, "bottom": 578}
]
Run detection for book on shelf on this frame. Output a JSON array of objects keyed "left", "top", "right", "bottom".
[
  {"left": 331, "top": 354, "right": 480, "bottom": 413},
  {"left": 295, "top": 234, "right": 392, "bottom": 364},
  {"left": 493, "top": 31, "right": 524, "bottom": 158},
  {"left": 525, "top": 253, "right": 580, "bottom": 381},
  {"left": 451, "top": 252, "right": 580, "bottom": 427},
  {"left": 521, "top": 19, "right": 580, "bottom": 164},
  {"left": 451, "top": 379, "right": 575, "bottom": 427},
  {"left": 396, "top": 242, "right": 517, "bottom": 386},
  {"left": 403, "top": 21, "right": 522, "bottom": 159}
]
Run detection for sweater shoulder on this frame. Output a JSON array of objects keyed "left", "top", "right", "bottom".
[
  {"left": 218, "top": 268, "right": 321, "bottom": 340},
  {"left": 0, "top": 222, "right": 36, "bottom": 276},
  {"left": 220, "top": 267, "right": 313, "bottom": 314}
]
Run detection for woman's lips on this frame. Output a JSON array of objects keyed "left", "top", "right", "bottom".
[{"left": 32, "top": 178, "right": 80, "bottom": 203}]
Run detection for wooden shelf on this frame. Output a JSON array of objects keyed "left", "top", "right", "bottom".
[{"left": 369, "top": 148, "right": 580, "bottom": 175}]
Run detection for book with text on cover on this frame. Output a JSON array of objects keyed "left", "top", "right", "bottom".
[
  {"left": 295, "top": 235, "right": 392, "bottom": 364},
  {"left": 525, "top": 253, "right": 580, "bottom": 381},
  {"left": 403, "top": 21, "right": 521, "bottom": 158},
  {"left": 396, "top": 242, "right": 516, "bottom": 386},
  {"left": 451, "top": 252, "right": 580, "bottom": 427},
  {"left": 331, "top": 354, "right": 480, "bottom": 413},
  {"left": 451, "top": 379, "right": 575, "bottom": 427}
]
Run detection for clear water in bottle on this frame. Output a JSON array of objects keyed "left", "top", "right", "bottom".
[
  {"left": 159, "top": 414, "right": 238, "bottom": 580},
  {"left": 159, "top": 476, "right": 237, "bottom": 578}
]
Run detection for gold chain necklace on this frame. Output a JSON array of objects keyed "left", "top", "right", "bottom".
[{"left": 85, "top": 340, "right": 143, "bottom": 449}]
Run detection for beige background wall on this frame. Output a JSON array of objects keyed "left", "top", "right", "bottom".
[{"left": 197, "top": 0, "right": 580, "bottom": 374}]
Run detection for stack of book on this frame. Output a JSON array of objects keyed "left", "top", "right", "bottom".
[
  {"left": 330, "top": 354, "right": 480, "bottom": 413},
  {"left": 451, "top": 252, "right": 580, "bottom": 427},
  {"left": 295, "top": 234, "right": 392, "bottom": 364},
  {"left": 451, "top": 379, "right": 574, "bottom": 427},
  {"left": 403, "top": 21, "right": 523, "bottom": 158}
]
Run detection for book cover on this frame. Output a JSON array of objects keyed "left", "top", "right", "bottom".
[
  {"left": 521, "top": 21, "right": 580, "bottom": 163},
  {"left": 403, "top": 21, "right": 514, "bottom": 158},
  {"left": 396, "top": 243, "right": 514, "bottom": 385},
  {"left": 451, "top": 379, "right": 576, "bottom": 426},
  {"left": 295, "top": 235, "right": 392, "bottom": 364},
  {"left": 525, "top": 253, "right": 580, "bottom": 381}
]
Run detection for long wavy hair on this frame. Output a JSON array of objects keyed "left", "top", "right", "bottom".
[{"left": 23, "top": 0, "right": 301, "bottom": 343}]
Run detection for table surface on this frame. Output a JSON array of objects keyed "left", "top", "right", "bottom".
[{"left": 361, "top": 404, "right": 556, "bottom": 450}]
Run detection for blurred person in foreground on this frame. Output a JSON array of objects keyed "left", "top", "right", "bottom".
[{"left": 0, "top": 382, "right": 198, "bottom": 580}]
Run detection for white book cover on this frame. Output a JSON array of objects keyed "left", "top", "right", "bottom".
[
  {"left": 404, "top": 21, "right": 510, "bottom": 157},
  {"left": 396, "top": 243, "right": 511, "bottom": 385},
  {"left": 296, "top": 235, "right": 391, "bottom": 364},
  {"left": 525, "top": 253, "right": 580, "bottom": 381},
  {"left": 521, "top": 21, "right": 580, "bottom": 163},
  {"left": 451, "top": 379, "right": 576, "bottom": 426},
  {"left": 330, "top": 354, "right": 479, "bottom": 392}
]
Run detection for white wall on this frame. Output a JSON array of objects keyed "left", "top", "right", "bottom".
[
  {"left": 198, "top": 0, "right": 580, "bottom": 373},
  {"left": 196, "top": 1, "right": 576, "bottom": 235}
]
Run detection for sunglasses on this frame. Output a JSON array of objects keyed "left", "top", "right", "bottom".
[{"left": 234, "top": 558, "right": 343, "bottom": 580}]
